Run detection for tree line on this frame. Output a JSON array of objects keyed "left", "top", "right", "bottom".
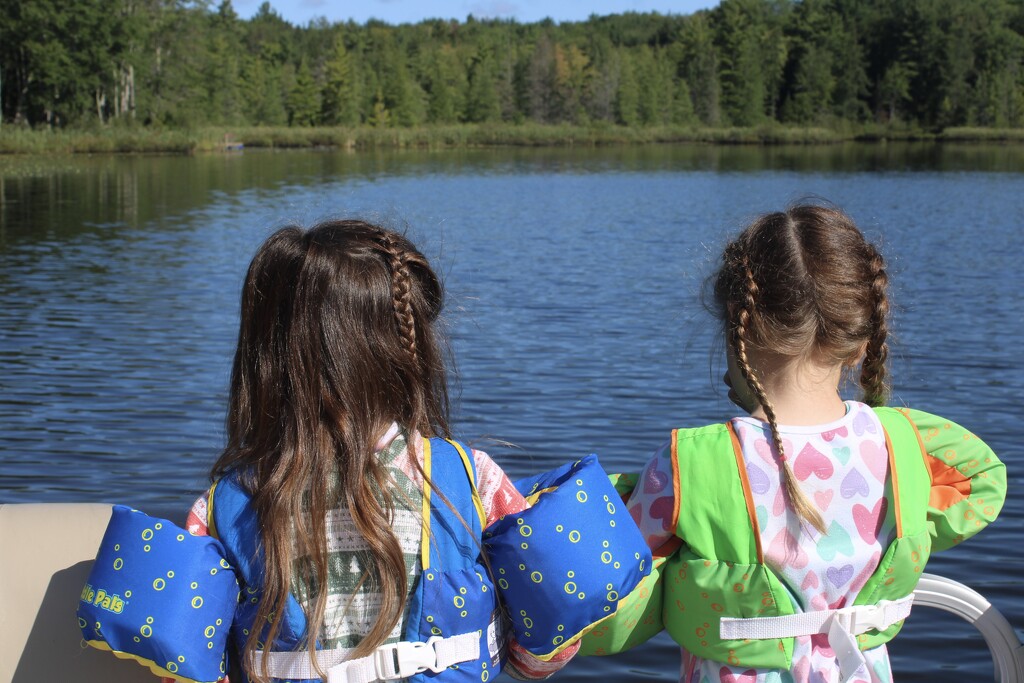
[{"left": 2, "top": 0, "right": 1022, "bottom": 132}]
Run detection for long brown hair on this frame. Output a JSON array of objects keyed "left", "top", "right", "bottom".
[
  {"left": 211, "top": 220, "right": 451, "bottom": 681},
  {"left": 713, "top": 204, "right": 890, "bottom": 534}
]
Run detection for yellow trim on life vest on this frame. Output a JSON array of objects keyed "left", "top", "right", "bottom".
[
  {"left": 447, "top": 439, "right": 486, "bottom": 528},
  {"left": 85, "top": 639, "right": 220, "bottom": 683},
  {"left": 421, "top": 438, "right": 433, "bottom": 570}
]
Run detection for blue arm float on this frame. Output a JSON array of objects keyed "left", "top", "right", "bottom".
[
  {"left": 77, "top": 505, "right": 240, "bottom": 683},
  {"left": 483, "top": 455, "right": 652, "bottom": 660}
]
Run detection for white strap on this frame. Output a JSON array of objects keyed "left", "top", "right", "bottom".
[
  {"left": 720, "top": 597, "right": 913, "bottom": 683},
  {"left": 256, "top": 631, "right": 480, "bottom": 683},
  {"left": 719, "top": 596, "right": 913, "bottom": 641}
]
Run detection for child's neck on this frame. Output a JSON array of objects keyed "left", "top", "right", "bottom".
[{"left": 748, "top": 356, "right": 847, "bottom": 426}]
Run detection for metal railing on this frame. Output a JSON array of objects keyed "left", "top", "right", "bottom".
[{"left": 914, "top": 573, "right": 1023, "bottom": 682}]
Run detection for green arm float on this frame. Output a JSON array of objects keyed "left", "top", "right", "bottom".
[{"left": 902, "top": 408, "right": 1007, "bottom": 552}]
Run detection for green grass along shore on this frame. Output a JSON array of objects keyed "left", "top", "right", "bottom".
[{"left": 2, "top": 123, "right": 1022, "bottom": 155}]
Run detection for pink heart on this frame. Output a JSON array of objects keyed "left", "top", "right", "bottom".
[
  {"left": 849, "top": 550, "right": 882, "bottom": 594},
  {"left": 821, "top": 425, "right": 849, "bottom": 442},
  {"left": 793, "top": 443, "right": 834, "bottom": 481},
  {"left": 773, "top": 487, "right": 786, "bottom": 515},
  {"left": 860, "top": 440, "right": 889, "bottom": 482},
  {"left": 810, "top": 632, "right": 835, "bottom": 656},
  {"left": 814, "top": 489, "right": 834, "bottom": 511},
  {"left": 801, "top": 572, "right": 820, "bottom": 590},
  {"left": 793, "top": 657, "right": 811, "bottom": 681},
  {"left": 766, "top": 528, "right": 808, "bottom": 569},
  {"left": 852, "top": 498, "right": 888, "bottom": 544},
  {"left": 753, "top": 437, "right": 780, "bottom": 470},
  {"left": 720, "top": 667, "right": 758, "bottom": 683},
  {"left": 649, "top": 495, "right": 675, "bottom": 531},
  {"left": 642, "top": 467, "right": 669, "bottom": 494}
]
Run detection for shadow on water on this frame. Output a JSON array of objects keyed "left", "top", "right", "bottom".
[{"left": 3, "top": 142, "right": 1024, "bottom": 247}]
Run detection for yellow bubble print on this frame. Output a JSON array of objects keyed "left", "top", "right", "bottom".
[
  {"left": 531, "top": 571, "right": 543, "bottom": 583},
  {"left": 205, "top": 626, "right": 216, "bottom": 638},
  {"left": 113, "top": 558, "right": 123, "bottom": 570},
  {"left": 142, "top": 529, "right": 154, "bottom": 541},
  {"left": 568, "top": 530, "right": 581, "bottom": 543},
  {"left": 576, "top": 491, "right": 588, "bottom": 503},
  {"left": 519, "top": 524, "right": 533, "bottom": 537},
  {"left": 192, "top": 596, "right": 204, "bottom": 609},
  {"left": 153, "top": 578, "right": 166, "bottom": 591},
  {"left": 564, "top": 582, "right": 577, "bottom": 594}
]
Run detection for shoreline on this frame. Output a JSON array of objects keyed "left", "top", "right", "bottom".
[{"left": 1, "top": 124, "right": 1022, "bottom": 156}]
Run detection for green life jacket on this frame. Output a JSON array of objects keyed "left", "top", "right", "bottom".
[{"left": 580, "top": 407, "right": 932, "bottom": 669}]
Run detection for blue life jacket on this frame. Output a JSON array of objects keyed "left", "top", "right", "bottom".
[
  {"left": 79, "top": 438, "right": 502, "bottom": 683},
  {"left": 79, "top": 444, "right": 651, "bottom": 682}
]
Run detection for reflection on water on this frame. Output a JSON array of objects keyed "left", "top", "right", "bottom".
[{"left": 1, "top": 143, "right": 1021, "bottom": 681}]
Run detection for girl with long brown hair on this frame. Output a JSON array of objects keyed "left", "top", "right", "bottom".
[
  {"left": 176, "top": 220, "right": 581, "bottom": 682},
  {"left": 615, "top": 204, "right": 1005, "bottom": 683}
]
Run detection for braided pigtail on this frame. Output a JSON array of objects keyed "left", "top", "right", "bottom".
[
  {"left": 859, "top": 244, "right": 890, "bottom": 407},
  {"left": 733, "top": 254, "right": 828, "bottom": 535},
  {"left": 381, "top": 235, "right": 420, "bottom": 368}
]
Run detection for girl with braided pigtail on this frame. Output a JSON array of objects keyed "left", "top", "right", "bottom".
[
  {"left": 154, "top": 220, "right": 591, "bottom": 683},
  {"left": 603, "top": 204, "right": 1006, "bottom": 683}
]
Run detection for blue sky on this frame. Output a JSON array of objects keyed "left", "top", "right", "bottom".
[{"left": 234, "top": 0, "right": 719, "bottom": 26}]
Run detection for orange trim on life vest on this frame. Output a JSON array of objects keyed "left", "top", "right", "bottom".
[
  {"left": 670, "top": 429, "right": 681, "bottom": 532},
  {"left": 881, "top": 426, "right": 903, "bottom": 538},
  {"left": 727, "top": 421, "right": 763, "bottom": 563},
  {"left": 924, "top": 455, "right": 971, "bottom": 511}
]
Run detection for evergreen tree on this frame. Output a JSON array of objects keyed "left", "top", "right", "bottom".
[
  {"left": 287, "top": 60, "right": 319, "bottom": 126},
  {"left": 321, "top": 36, "right": 359, "bottom": 125}
]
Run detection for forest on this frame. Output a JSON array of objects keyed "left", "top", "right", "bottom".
[{"left": 1, "top": 0, "right": 1023, "bottom": 135}]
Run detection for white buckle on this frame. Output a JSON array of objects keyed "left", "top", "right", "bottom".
[
  {"left": 373, "top": 637, "right": 444, "bottom": 680},
  {"left": 832, "top": 600, "right": 895, "bottom": 635}
]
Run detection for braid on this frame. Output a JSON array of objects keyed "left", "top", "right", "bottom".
[
  {"left": 734, "top": 254, "right": 828, "bottom": 535},
  {"left": 860, "top": 244, "right": 890, "bottom": 407},
  {"left": 379, "top": 234, "right": 420, "bottom": 367}
]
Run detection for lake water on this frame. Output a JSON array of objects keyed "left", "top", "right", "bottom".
[{"left": 1, "top": 143, "right": 1021, "bottom": 681}]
